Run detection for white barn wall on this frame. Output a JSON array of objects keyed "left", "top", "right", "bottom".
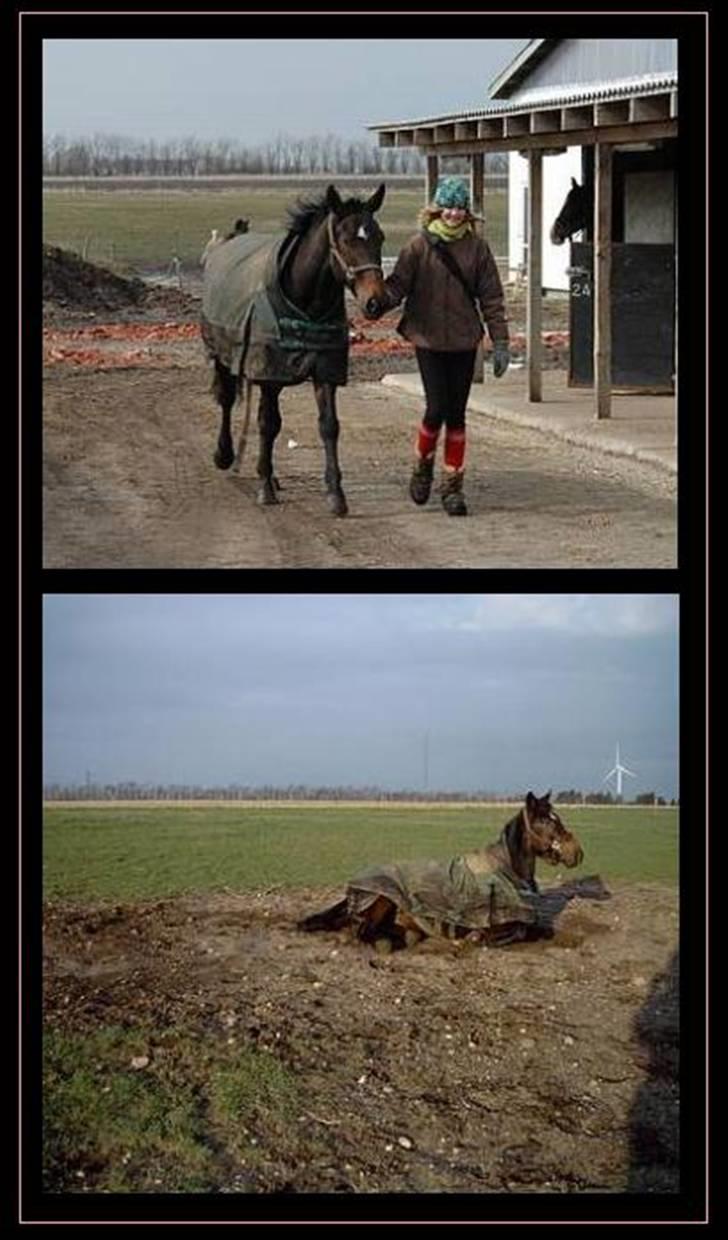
[{"left": 508, "top": 147, "right": 582, "bottom": 290}]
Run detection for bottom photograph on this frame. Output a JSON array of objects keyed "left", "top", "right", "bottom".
[{"left": 40, "top": 593, "right": 680, "bottom": 1199}]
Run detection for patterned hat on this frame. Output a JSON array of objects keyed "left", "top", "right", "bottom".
[{"left": 434, "top": 177, "right": 470, "bottom": 209}]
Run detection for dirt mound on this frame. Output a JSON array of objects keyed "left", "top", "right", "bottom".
[
  {"left": 42, "top": 246, "right": 201, "bottom": 323},
  {"left": 43, "top": 245, "right": 147, "bottom": 312},
  {"left": 43, "top": 881, "right": 679, "bottom": 1195}
]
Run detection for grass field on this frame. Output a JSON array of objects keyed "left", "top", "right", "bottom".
[
  {"left": 42, "top": 182, "right": 509, "bottom": 271},
  {"left": 43, "top": 803, "right": 678, "bottom": 903}
]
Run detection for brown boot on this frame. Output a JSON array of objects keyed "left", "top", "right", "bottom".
[
  {"left": 440, "top": 469, "right": 467, "bottom": 516},
  {"left": 409, "top": 454, "right": 435, "bottom": 505}
]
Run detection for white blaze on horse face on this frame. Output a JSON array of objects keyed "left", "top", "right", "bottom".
[{"left": 356, "top": 224, "right": 369, "bottom": 240}]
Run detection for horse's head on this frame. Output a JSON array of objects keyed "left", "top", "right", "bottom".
[
  {"left": 324, "top": 183, "right": 387, "bottom": 320},
  {"left": 523, "top": 790, "right": 584, "bottom": 868},
  {"left": 550, "top": 178, "right": 590, "bottom": 246}
]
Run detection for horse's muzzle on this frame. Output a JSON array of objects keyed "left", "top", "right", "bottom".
[{"left": 363, "top": 296, "right": 382, "bottom": 320}]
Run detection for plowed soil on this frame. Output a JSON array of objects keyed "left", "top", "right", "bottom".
[{"left": 43, "top": 880, "right": 679, "bottom": 1195}]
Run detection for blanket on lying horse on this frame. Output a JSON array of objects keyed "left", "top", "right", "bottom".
[
  {"left": 347, "top": 852, "right": 539, "bottom": 938},
  {"left": 200, "top": 231, "right": 350, "bottom": 385}
]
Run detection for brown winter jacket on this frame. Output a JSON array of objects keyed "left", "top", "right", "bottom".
[{"left": 381, "top": 229, "right": 509, "bottom": 352}]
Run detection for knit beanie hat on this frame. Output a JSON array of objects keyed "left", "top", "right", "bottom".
[{"left": 434, "top": 177, "right": 470, "bottom": 209}]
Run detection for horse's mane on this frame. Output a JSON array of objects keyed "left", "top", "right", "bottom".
[{"left": 286, "top": 192, "right": 373, "bottom": 236}]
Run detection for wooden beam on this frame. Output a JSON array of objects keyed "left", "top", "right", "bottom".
[
  {"left": 527, "top": 149, "right": 543, "bottom": 403},
  {"left": 630, "top": 94, "right": 671, "bottom": 122},
  {"left": 504, "top": 113, "right": 530, "bottom": 138},
  {"left": 531, "top": 109, "right": 561, "bottom": 133},
  {"left": 594, "top": 142, "right": 613, "bottom": 419},
  {"left": 477, "top": 118, "right": 504, "bottom": 139},
  {"left": 425, "top": 154, "right": 439, "bottom": 205},
  {"left": 562, "top": 105, "right": 594, "bottom": 131},
  {"left": 595, "top": 101, "right": 630, "bottom": 127},
  {"left": 471, "top": 152, "right": 485, "bottom": 383},
  {"left": 418, "top": 118, "right": 677, "bottom": 155},
  {"left": 470, "top": 151, "right": 484, "bottom": 217}
]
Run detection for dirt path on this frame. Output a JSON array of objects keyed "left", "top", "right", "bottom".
[
  {"left": 43, "top": 355, "right": 676, "bottom": 569},
  {"left": 43, "top": 881, "right": 679, "bottom": 1194}
]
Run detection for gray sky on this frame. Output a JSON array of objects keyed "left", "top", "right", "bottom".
[
  {"left": 42, "top": 38, "right": 527, "bottom": 144},
  {"left": 43, "top": 595, "right": 679, "bottom": 796}
]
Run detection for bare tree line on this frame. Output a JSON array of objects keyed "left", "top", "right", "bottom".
[
  {"left": 42, "top": 131, "right": 508, "bottom": 179},
  {"left": 42, "top": 782, "right": 675, "bottom": 805}
]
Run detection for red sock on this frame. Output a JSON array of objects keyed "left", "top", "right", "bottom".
[
  {"left": 416, "top": 423, "right": 439, "bottom": 460},
  {"left": 444, "top": 428, "right": 466, "bottom": 471}
]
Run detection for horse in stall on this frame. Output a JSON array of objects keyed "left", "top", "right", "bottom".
[
  {"left": 550, "top": 177, "right": 593, "bottom": 246},
  {"left": 200, "top": 184, "right": 387, "bottom": 516},
  {"left": 298, "top": 791, "right": 606, "bottom": 951}
]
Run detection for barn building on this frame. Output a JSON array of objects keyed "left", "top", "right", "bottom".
[{"left": 367, "top": 38, "right": 678, "bottom": 419}]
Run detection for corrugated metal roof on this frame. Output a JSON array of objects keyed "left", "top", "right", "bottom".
[{"left": 367, "top": 71, "right": 677, "bottom": 132}]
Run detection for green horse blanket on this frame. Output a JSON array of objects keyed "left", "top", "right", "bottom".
[
  {"left": 200, "top": 232, "right": 350, "bottom": 385},
  {"left": 346, "top": 852, "right": 539, "bottom": 938}
]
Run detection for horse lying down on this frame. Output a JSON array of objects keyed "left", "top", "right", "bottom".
[{"left": 298, "top": 791, "right": 610, "bottom": 950}]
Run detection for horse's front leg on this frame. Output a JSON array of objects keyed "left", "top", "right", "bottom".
[
  {"left": 313, "top": 381, "right": 347, "bottom": 516},
  {"left": 256, "top": 383, "right": 283, "bottom": 505}
]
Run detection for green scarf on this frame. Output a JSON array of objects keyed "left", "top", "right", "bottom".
[{"left": 427, "top": 217, "right": 472, "bottom": 243}]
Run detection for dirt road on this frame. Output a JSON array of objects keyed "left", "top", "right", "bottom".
[
  {"left": 43, "top": 880, "right": 678, "bottom": 1194},
  {"left": 42, "top": 355, "right": 675, "bottom": 570}
]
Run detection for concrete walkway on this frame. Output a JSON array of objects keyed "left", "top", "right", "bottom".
[{"left": 381, "top": 369, "right": 677, "bottom": 474}]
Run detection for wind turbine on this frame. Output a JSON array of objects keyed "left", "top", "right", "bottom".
[{"left": 603, "top": 743, "right": 637, "bottom": 799}]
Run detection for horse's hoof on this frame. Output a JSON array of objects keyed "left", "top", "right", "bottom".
[
  {"left": 328, "top": 491, "right": 348, "bottom": 517},
  {"left": 373, "top": 937, "right": 393, "bottom": 956},
  {"left": 257, "top": 483, "right": 280, "bottom": 506},
  {"left": 214, "top": 448, "right": 234, "bottom": 471}
]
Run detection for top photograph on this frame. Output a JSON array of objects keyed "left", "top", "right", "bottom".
[{"left": 42, "top": 35, "right": 682, "bottom": 569}]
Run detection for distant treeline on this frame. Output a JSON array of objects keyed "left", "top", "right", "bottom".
[
  {"left": 43, "top": 782, "right": 676, "bottom": 805},
  {"left": 42, "top": 132, "right": 508, "bottom": 179}
]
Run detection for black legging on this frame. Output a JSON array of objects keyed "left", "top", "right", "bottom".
[{"left": 415, "top": 347, "right": 477, "bottom": 432}]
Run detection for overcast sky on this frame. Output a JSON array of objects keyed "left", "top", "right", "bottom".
[
  {"left": 42, "top": 38, "right": 527, "bottom": 145},
  {"left": 43, "top": 594, "right": 679, "bottom": 796}
]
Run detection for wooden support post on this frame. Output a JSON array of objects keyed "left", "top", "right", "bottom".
[
  {"left": 470, "top": 151, "right": 484, "bottom": 217},
  {"left": 527, "top": 149, "right": 543, "bottom": 402},
  {"left": 426, "top": 154, "right": 439, "bottom": 205},
  {"left": 594, "top": 142, "right": 613, "bottom": 419},
  {"left": 471, "top": 152, "right": 485, "bottom": 383}
]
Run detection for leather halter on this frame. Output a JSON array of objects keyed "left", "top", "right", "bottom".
[
  {"left": 326, "top": 213, "right": 383, "bottom": 289},
  {"left": 522, "top": 805, "right": 562, "bottom": 862}
]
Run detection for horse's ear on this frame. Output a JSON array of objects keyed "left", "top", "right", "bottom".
[
  {"left": 525, "top": 791, "right": 537, "bottom": 808},
  {"left": 325, "top": 185, "right": 344, "bottom": 216},
  {"left": 544, "top": 789, "right": 552, "bottom": 802},
  {"left": 571, "top": 177, "right": 579, "bottom": 189},
  {"left": 367, "top": 183, "right": 386, "bottom": 214}
]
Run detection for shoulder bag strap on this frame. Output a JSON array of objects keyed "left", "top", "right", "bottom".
[{"left": 424, "top": 233, "right": 477, "bottom": 305}]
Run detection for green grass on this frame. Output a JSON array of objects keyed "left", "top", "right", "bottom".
[
  {"left": 43, "top": 1024, "right": 302, "bottom": 1193},
  {"left": 43, "top": 803, "right": 678, "bottom": 903},
  {"left": 42, "top": 183, "right": 508, "bottom": 270}
]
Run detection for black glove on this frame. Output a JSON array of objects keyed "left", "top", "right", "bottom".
[{"left": 493, "top": 343, "right": 510, "bottom": 378}]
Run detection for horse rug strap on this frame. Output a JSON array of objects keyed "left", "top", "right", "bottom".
[
  {"left": 201, "top": 231, "right": 350, "bottom": 385},
  {"left": 347, "top": 854, "right": 538, "bottom": 937}
]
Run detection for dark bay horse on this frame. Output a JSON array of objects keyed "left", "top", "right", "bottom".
[
  {"left": 298, "top": 791, "right": 587, "bottom": 951},
  {"left": 550, "top": 177, "right": 593, "bottom": 245},
  {"left": 201, "top": 184, "right": 387, "bottom": 516}
]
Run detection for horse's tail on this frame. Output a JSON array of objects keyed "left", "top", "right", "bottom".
[{"left": 297, "top": 897, "right": 350, "bottom": 933}]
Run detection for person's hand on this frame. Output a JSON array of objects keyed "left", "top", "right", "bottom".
[{"left": 493, "top": 343, "right": 510, "bottom": 378}]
